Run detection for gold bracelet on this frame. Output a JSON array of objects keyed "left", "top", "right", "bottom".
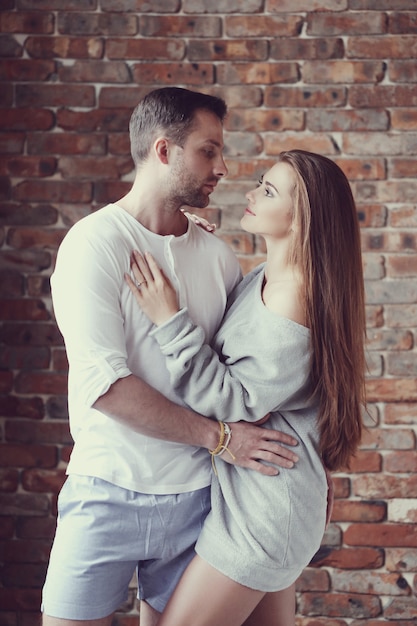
[
  {"left": 209, "top": 421, "right": 226, "bottom": 456},
  {"left": 209, "top": 422, "right": 236, "bottom": 475}
]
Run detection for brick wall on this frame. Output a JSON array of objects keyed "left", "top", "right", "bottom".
[{"left": 1, "top": 1, "right": 417, "bottom": 624}]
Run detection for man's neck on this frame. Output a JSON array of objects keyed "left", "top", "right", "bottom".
[{"left": 116, "top": 187, "right": 188, "bottom": 237}]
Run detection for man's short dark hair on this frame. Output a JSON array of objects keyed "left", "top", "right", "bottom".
[{"left": 129, "top": 87, "right": 227, "bottom": 167}]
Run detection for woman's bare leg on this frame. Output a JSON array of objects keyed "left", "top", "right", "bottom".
[
  {"left": 242, "top": 584, "right": 296, "bottom": 626},
  {"left": 157, "top": 555, "right": 265, "bottom": 626}
]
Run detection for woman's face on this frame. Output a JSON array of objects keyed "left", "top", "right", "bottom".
[{"left": 241, "top": 161, "right": 296, "bottom": 240}]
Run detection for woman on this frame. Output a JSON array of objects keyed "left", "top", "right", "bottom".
[{"left": 126, "top": 150, "right": 366, "bottom": 626}]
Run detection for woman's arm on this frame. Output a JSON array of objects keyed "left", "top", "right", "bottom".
[{"left": 126, "top": 252, "right": 310, "bottom": 424}]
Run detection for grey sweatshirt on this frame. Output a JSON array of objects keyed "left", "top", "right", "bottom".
[{"left": 150, "top": 264, "right": 328, "bottom": 591}]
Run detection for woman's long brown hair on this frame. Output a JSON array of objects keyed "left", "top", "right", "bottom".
[{"left": 279, "top": 150, "right": 366, "bottom": 471}]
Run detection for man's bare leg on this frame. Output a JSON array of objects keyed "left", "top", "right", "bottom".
[{"left": 140, "top": 601, "right": 161, "bottom": 626}]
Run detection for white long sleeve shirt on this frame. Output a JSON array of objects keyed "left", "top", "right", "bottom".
[{"left": 51, "top": 203, "right": 241, "bottom": 494}]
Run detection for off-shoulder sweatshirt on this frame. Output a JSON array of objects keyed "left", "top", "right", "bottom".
[{"left": 149, "top": 263, "right": 329, "bottom": 591}]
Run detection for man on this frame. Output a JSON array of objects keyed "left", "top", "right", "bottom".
[{"left": 42, "top": 87, "right": 298, "bottom": 626}]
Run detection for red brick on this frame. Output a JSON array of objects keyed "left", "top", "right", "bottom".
[
  {"left": 264, "top": 132, "right": 337, "bottom": 155},
  {"left": 392, "top": 109, "right": 417, "bottom": 130},
  {"left": 108, "top": 133, "right": 131, "bottom": 156},
  {"left": 0, "top": 12, "right": 54, "bottom": 34},
  {"left": 51, "top": 348, "right": 68, "bottom": 372},
  {"left": 0, "top": 517, "right": 14, "bottom": 539},
  {"left": 59, "top": 155, "right": 133, "bottom": 180},
  {"left": 18, "top": 0, "right": 97, "bottom": 7},
  {"left": 188, "top": 40, "right": 268, "bottom": 61},
  {"left": 349, "top": 451, "right": 382, "bottom": 473},
  {"left": 182, "top": 0, "right": 263, "bottom": 13},
  {"left": 0, "top": 395, "right": 44, "bottom": 420},
  {"left": 0, "top": 445, "right": 57, "bottom": 469},
  {"left": 345, "top": 523, "right": 417, "bottom": 547},
  {"left": 58, "top": 60, "right": 131, "bottom": 83},
  {"left": 6, "top": 419, "right": 71, "bottom": 446},
  {"left": 16, "top": 84, "right": 96, "bottom": 108},
  {"left": 0, "top": 133, "right": 26, "bottom": 154},
  {"left": 4, "top": 538, "right": 51, "bottom": 563},
  {"left": 0, "top": 493, "right": 49, "bottom": 517},
  {"left": 25, "top": 35, "right": 104, "bottom": 59},
  {"left": 332, "top": 570, "right": 411, "bottom": 596},
  {"left": 0, "top": 33, "right": 22, "bottom": 57},
  {"left": 265, "top": 85, "right": 346, "bottom": 108},
  {"left": 384, "top": 597, "right": 417, "bottom": 620},
  {"left": 297, "top": 568, "right": 330, "bottom": 592},
  {"left": 307, "top": 11, "right": 387, "bottom": 36},
  {"left": 361, "top": 427, "right": 415, "bottom": 451},
  {"left": 225, "top": 14, "right": 303, "bottom": 37},
  {"left": 271, "top": 37, "right": 344, "bottom": 60},
  {"left": 0, "top": 300, "right": 50, "bottom": 322},
  {"left": 389, "top": 60, "right": 417, "bottom": 83},
  {"left": 141, "top": 15, "right": 221, "bottom": 37},
  {"left": 15, "top": 372, "right": 68, "bottom": 395},
  {"left": 384, "top": 403, "right": 417, "bottom": 425},
  {"left": 107, "top": 37, "right": 185, "bottom": 60},
  {"left": 0, "top": 371, "right": 13, "bottom": 393},
  {"left": 0, "top": 588, "right": 41, "bottom": 612},
  {"left": 16, "top": 516, "right": 57, "bottom": 540},
  {"left": 298, "top": 591, "right": 381, "bottom": 619},
  {"left": 13, "top": 180, "right": 92, "bottom": 204},
  {"left": 98, "top": 86, "right": 152, "bottom": 108},
  {"left": 389, "top": 206, "right": 417, "bottom": 227},
  {"left": 348, "top": 36, "right": 417, "bottom": 59},
  {"left": 312, "top": 547, "right": 384, "bottom": 570},
  {"left": 218, "top": 62, "right": 298, "bottom": 85},
  {"left": 304, "top": 60, "right": 384, "bottom": 84},
  {"left": 307, "top": 109, "right": 388, "bottom": 131},
  {"left": 132, "top": 62, "right": 214, "bottom": 85},
  {"left": 58, "top": 12, "right": 138, "bottom": 36},
  {"left": 0, "top": 157, "right": 57, "bottom": 178},
  {"left": 385, "top": 547, "right": 417, "bottom": 572},
  {"left": 332, "top": 500, "right": 386, "bottom": 522},
  {"left": 0, "top": 346, "right": 50, "bottom": 370},
  {"left": 0, "top": 469, "right": 19, "bottom": 493},
  {"left": 0, "top": 323, "right": 63, "bottom": 347},
  {"left": 0, "top": 59, "right": 55, "bottom": 81},
  {"left": 366, "top": 378, "right": 417, "bottom": 403},
  {"left": 21, "top": 468, "right": 66, "bottom": 494},
  {"left": 0, "top": 109, "right": 54, "bottom": 131},
  {"left": 0, "top": 269, "right": 24, "bottom": 297},
  {"left": 0, "top": 203, "right": 58, "bottom": 226},
  {"left": 349, "top": 85, "right": 417, "bottom": 108},
  {"left": 94, "top": 180, "right": 131, "bottom": 204},
  {"left": 295, "top": 616, "right": 348, "bottom": 626},
  {"left": 385, "top": 451, "right": 417, "bottom": 473},
  {"left": 27, "top": 132, "right": 106, "bottom": 155},
  {"left": 389, "top": 12, "right": 417, "bottom": 35},
  {"left": 390, "top": 158, "right": 417, "bottom": 178},
  {"left": 353, "top": 474, "right": 417, "bottom": 499}
]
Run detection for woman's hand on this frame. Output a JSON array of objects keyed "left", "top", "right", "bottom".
[
  {"left": 125, "top": 251, "right": 179, "bottom": 326},
  {"left": 182, "top": 209, "right": 217, "bottom": 232}
]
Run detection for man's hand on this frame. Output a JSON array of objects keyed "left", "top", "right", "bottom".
[{"left": 221, "top": 421, "right": 299, "bottom": 476}]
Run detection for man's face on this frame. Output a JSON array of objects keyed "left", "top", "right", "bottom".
[{"left": 168, "top": 109, "right": 228, "bottom": 208}]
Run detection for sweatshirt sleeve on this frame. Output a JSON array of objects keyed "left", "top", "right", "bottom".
[{"left": 149, "top": 308, "right": 311, "bottom": 423}]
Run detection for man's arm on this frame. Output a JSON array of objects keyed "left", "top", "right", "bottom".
[{"left": 93, "top": 375, "right": 299, "bottom": 476}]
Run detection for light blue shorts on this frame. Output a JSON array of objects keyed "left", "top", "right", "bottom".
[{"left": 41, "top": 474, "right": 211, "bottom": 620}]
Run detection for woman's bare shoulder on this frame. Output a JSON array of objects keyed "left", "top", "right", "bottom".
[{"left": 262, "top": 281, "right": 307, "bottom": 327}]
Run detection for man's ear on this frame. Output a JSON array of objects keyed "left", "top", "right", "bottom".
[{"left": 154, "top": 137, "right": 170, "bottom": 164}]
